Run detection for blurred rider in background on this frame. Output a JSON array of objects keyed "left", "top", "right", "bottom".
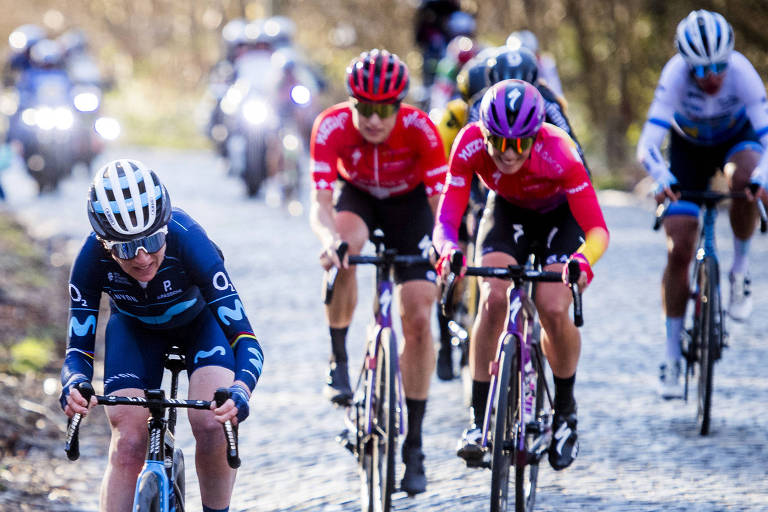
[{"left": 507, "top": 29, "right": 563, "bottom": 97}]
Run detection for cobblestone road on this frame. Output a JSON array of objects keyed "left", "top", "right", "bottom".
[{"left": 4, "top": 148, "right": 768, "bottom": 511}]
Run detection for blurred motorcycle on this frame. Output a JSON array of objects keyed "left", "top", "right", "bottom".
[{"left": 217, "top": 47, "right": 318, "bottom": 201}]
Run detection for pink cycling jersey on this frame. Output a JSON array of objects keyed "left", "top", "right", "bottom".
[
  {"left": 310, "top": 103, "right": 448, "bottom": 199},
  {"left": 434, "top": 122, "right": 608, "bottom": 259}
]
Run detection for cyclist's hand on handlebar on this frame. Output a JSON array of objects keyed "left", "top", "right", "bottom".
[
  {"left": 60, "top": 376, "right": 96, "bottom": 418},
  {"left": 746, "top": 181, "right": 767, "bottom": 202},
  {"left": 563, "top": 253, "right": 593, "bottom": 290},
  {"left": 654, "top": 182, "right": 679, "bottom": 204},
  {"left": 319, "top": 239, "right": 347, "bottom": 271},
  {"left": 212, "top": 383, "right": 250, "bottom": 425},
  {"left": 436, "top": 248, "right": 466, "bottom": 281}
]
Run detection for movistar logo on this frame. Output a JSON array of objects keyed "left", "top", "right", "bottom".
[
  {"left": 248, "top": 347, "right": 264, "bottom": 370},
  {"left": 218, "top": 299, "right": 246, "bottom": 326},
  {"left": 195, "top": 346, "right": 226, "bottom": 364},
  {"left": 69, "top": 315, "right": 97, "bottom": 337},
  {"left": 114, "top": 299, "right": 197, "bottom": 325}
]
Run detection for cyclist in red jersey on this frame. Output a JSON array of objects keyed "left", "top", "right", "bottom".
[
  {"left": 433, "top": 80, "right": 609, "bottom": 471},
  {"left": 309, "top": 49, "right": 448, "bottom": 495}
]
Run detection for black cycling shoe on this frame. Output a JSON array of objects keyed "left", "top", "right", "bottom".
[
  {"left": 323, "top": 362, "right": 353, "bottom": 406},
  {"left": 436, "top": 343, "right": 455, "bottom": 381},
  {"left": 456, "top": 426, "right": 490, "bottom": 468},
  {"left": 401, "top": 443, "right": 427, "bottom": 495},
  {"left": 548, "top": 405, "right": 579, "bottom": 471}
]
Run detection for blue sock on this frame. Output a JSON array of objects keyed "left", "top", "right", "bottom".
[
  {"left": 731, "top": 237, "right": 750, "bottom": 276},
  {"left": 665, "top": 316, "right": 683, "bottom": 362},
  {"left": 202, "top": 506, "right": 228, "bottom": 512}
]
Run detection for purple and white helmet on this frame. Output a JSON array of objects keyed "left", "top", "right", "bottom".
[{"left": 479, "top": 79, "right": 544, "bottom": 139}]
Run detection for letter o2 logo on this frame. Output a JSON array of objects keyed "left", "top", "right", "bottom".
[{"left": 212, "top": 271, "right": 233, "bottom": 291}]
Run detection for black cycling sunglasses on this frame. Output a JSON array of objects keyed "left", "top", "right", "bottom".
[
  {"left": 485, "top": 133, "right": 535, "bottom": 155},
  {"left": 103, "top": 227, "right": 168, "bottom": 259},
  {"left": 351, "top": 99, "right": 401, "bottom": 119}
]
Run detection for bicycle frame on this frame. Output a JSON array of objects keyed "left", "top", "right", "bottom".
[
  {"left": 358, "top": 254, "right": 405, "bottom": 438},
  {"left": 481, "top": 286, "right": 541, "bottom": 452}
]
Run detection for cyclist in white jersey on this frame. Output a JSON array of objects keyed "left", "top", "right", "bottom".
[{"left": 636, "top": 9, "right": 768, "bottom": 399}]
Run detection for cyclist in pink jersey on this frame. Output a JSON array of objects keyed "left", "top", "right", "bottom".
[
  {"left": 309, "top": 49, "right": 448, "bottom": 495},
  {"left": 433, "top": 79, "right": 609, "bottom": 471}
]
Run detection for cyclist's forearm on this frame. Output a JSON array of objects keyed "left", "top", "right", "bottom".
[
  {"left": 230, "top": 333, "right": 263, "bottom": 392},
  {"left": 309, "top": 189, "right": 338, "bottom": 247}
]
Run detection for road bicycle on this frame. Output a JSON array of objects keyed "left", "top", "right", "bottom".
[
  {"left": 324, "top": 230, "right": 430, "bottom": 512},
  {"left": 442, "top": 253, "right": 582, "bottom": 512},
  {"left": 64, "top": 346, "right": 240, "bottom": 511},
  {"left": 654, "top": 189, "right": 766, "bottom": 435}
]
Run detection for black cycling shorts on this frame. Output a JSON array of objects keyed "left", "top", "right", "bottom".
[
  {"left": 476, "top": 191, "right": 584, "bottom": 266},
  {"left": 669, "top": 122, "right": 762, "bottom": 194},
  {"left": 335, "top": 180, "right": 437, "bottom": 284}
]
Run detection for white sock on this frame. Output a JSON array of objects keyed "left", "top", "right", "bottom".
[
  {"left": 731, "top": 237, "right": 750, "bottom": 276},
  {"left": 665, "top": 316, "right": 684, "bottom": 362}
]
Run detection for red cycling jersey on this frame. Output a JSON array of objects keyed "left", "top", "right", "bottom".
[
  {"left": 434, "top": 122, "right": 609, "bottom": 264},
  {"left": 310, "top": 103, "right": 448, "bottom": 199}
]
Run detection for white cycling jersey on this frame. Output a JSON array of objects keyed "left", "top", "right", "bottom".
[{"left": 636, "top": 51, "right": 768, "bottom": 186}]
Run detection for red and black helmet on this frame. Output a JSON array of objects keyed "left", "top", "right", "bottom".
[{"left": 346, "top": 49, "right": 409, "bottom": 103}]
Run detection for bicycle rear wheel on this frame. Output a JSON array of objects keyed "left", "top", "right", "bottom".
[
  {"left": 134, "top": 471, "right": 162, "bottom": 512},
  {"left": 696, "top": 256, "right": 721, "bottom": 435},
  {"left": 361, "top": 327, "right": 397, "bottom": 512},
  {"left": 490, "top": 334, "right": 517, "bottom": 512}
]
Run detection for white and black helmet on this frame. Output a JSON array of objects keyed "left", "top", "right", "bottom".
[
  {"left": 675, "top": 10, "right": 734, "bottom": 67},
  {"left": 87, "top": 159, "right": 171, "bottom": 241}
]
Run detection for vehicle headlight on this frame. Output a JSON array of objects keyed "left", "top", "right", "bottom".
[
  {"left": 74, "top": 92, "right": 100, "bottom": 112},
  {"left": 22, "top": 108, "right": 37, "bottom": 126},
  {"left": 55, "top": 107, "right": 74, "bottom": 130},
  {"left": 36, "top": 107, "right": 56, "bottom": 130},
  {"left": 290, "top": 85, "right": 311, "bottom": 106},
  {"left": 94, "top": 117, "right": 121, "bottom": 140},
  {"left": 243, "top": 99, "right": 270, "bottom": 125}
]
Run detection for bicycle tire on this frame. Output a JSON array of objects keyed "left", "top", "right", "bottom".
[
  {"left": 490, "top": 333, "right": 517, "bottom": 512},
  {"left": 362, "top": 327, "right": 397, "bottom": 512},
  {"left": 697, "top": 256, "right": 720, "bottom": 435},
  {"left": 134, "top": 471, "right": 162, "bottom": 512}
]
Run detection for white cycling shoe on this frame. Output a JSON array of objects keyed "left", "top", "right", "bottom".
[
  {"left": 658, "top": 360, "right": 683, "bottom": 400},
  {"left": 728, "top": 272, "right": 752, "bottom": 322}
]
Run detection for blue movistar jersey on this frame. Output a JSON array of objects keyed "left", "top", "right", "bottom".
[{"left": 62, "top": 208, "right": 264, "bottom": 392}]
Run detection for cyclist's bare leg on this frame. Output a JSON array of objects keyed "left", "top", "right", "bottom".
[
  {"left": 326, "top": 211, "right": 368, "bottom": 327},
  {"left": 470, "top": 251, "right": 518, "bottom": 382},
  {"left": 536, "top": 265, "right": 581, "bottom": 379},
  {"left": 188, "top": 365, "right": 237, "bottom": 509},
  {"left": 101, "top": 387, "right": 150, "bottom": 511},
  {"left": 398, "top": 280, "right": 438, "bottom": 399},
  {"left": 662, "top": 215, "right": 698, "bottom": 318},
  {"left": 725, "top": 149, "right": 760, "bottom": 240}
]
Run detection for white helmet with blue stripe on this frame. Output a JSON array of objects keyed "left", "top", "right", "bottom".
[
  {"left": 675, "top": 10, "right": 734, "bottom": 67},
  {"left": 87, "top": 159, "right": 172, "bottom": 241}
]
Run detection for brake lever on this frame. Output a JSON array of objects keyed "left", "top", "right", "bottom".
[
  {"left": 567, "top": 259, "right": 584, "bottom": 327},
  {"left": 323, "top": 242, "right": 349, "bottom": 305},
  {"left": 439, "top": 251, "right": 464, "bottom": 318}
]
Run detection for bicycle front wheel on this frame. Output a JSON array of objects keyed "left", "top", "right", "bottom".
[
  {"left": 490, "top": 334, "right": 517, "bottom": 512},
  {"left": 134, "top": 471, "right": 162, "bottom": 512},
  {"left": 696, "top": 256, "right": 721, "bottom": 436},
  {"left": 362, "top": 327, "right": 397, "bottom": 512}
]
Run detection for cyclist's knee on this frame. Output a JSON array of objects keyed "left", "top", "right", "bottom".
[
  {"left": 109, "top": 429, "right": 148, "bottom": 470},
  {"left": 189, "top": 411, "right": 225, "bottom": 446},
  {"left": 479, "top": 281, "right": 508, "bottom": 319}
]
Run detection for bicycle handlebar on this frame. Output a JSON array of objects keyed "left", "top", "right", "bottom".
[
  {"left": 64, "top": 382, "right": 241, "bottom": 469},
  {"left": 653, "top": 187, "right": 768, "bottom": 233},
  {"left": 439, "top": 256, "right": 584, "bottom": 327},
  {"left": 323, "top": 241, "right": 431, "bottom": 304}
]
